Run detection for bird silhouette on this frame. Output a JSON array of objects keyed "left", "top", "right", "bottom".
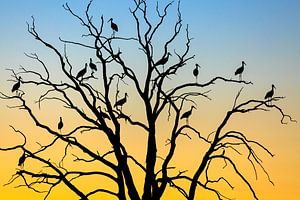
[
  {"left": 264, "top": 84, "right": 276, "bottom": 105},
  {"left": 76, "top": 63, "right": 87, "bottom": 81},
  {"left": 18, "top": 152, "right": 26, "bottom": 167},
  {"left": 180, "top": 105, "right": 196, "bottom": 125},
  {"left": 156, "top": 52, "right": 171, "bottom": 66},
  {"left": 89, "top": 58, "right": 97, "bottom": 72},
  {"left": 156, "top": 52, "right": 171, "bottom": 73},
  {"left": 193, "top": 64, "right": 201, "bottom": 83},
  {"left": 235, "top": 61, "right": 246, "bottom": 81},
  {"left": 114, "top": 93, "right": 128, "bottom": 110},
  {"left": 108, "top": 18, "right": 118, "bottom": 34},
  {"left": 58, "top": 117, "right": 63, "bottom": 132},
  {"left": 11, "top": 76, "right": 22, "bottom": 94}
]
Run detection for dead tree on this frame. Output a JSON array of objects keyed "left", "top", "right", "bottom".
[{"left": 0, "top": 1, "right": 296, "bottom": 200}]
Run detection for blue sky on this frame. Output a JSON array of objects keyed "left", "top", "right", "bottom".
[{"left": 1, "top": 0, "right": 299, "bottom": 81}]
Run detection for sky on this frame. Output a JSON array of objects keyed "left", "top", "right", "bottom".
[{"left": 0, "top": 0, "right": 300, "bottom": 199}]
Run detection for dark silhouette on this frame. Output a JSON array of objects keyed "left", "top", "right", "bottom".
[
  {"left": 114, "top": 93, "right": 128, "bottom": 110},
  {"left": 97, "top": 106, "right": 110, "bottom": 120},
  {"left": 76, "top": 63, "right": 87, "bottom": 81},
  {"left": 265, "top": 84, "right": 276, "bottom": 105},
  {"left": 11, "top": 76, "right": 21, "bottom": 93},
  {"left": 58, "top": 117, "right": 63, "bottom": 132},
  {"left": 108, "top": 18, "right": 118, "bottom": 34},
  {"left": 156, "top": 52, "right": 171, "bottom": 66},
  {"left": 18, "top": 152, "right": 26, "bottom": 167},
  {"left": 89, "top": 58, "right": 97, "bottom": 72},
  {"left": 193, "top": 63, "right": 201, "bottom": 83},
  {"left": 156, "top": 52, "right": 171, "bottom": 73},
  {"left": 235, "top": 61, "right": 246, "bottom": 81},
  {"left": 180, "top": 105, "right": 196, "bottom": 125},
  {"left": 0, "top": 1, "right": 295, "bottom": 200}
]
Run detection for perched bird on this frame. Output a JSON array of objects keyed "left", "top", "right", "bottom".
[
  {"left": 58, "top": 117, "right": 63, "bottom": 132},
  {"left": 11, "top": 76, "right": 22, "bottom": 93},
  {"left": 235, "top": 61, "right": 246, "bottom": 81},
  {"left": 114, "top": 93, "right": 128, "bottom": 110},
  {"left": 108, "top": 18, "right": 118, "bottom": 33},
  {"left": 18, "top": 152, "right": 26, "bottom": 167},
  {"left": 156, "top": 52, "right": 171, "bottom": 66},
  {"left": 89, "top": 58, "right": 97, "bottom": 72},
  {"left": 193, "top": 64, "right": 201, "bottom": 83},
  {"left": 76, "top": 63, "right": 87, "bottom": 81},
  {"left": 180, "top": 105, "right": 196, "bottom": 125},
  {"left": 264, "top": 84, "right": 276, "bottom": 105},
  {"left": 156, "top": 52, "right": 172, "bottom": 73}
]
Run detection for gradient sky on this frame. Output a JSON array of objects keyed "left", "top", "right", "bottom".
[{"left": 0, "top": 0, "right": 300, "bottom": 199}]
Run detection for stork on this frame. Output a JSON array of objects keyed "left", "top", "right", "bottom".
[
  {"left": 264, "top": 84, "right": 276, "bottom": 105},
  {"left": 235, "top": 61, "right": 246, "bottom": 81},
  {"left": 156, "top": 52, "right": 171, "bottom": 73},
  {"left": 58, "top": 117, "right": 63, "bottom": 132},
  {"left": 76, "top": 63, "right": 87, "bottom": 81},
  {"left": 180, "top": 105, "right": 196, "bottom": 125},
  {"left": 89, "top": 58, "right": 97, "bottom": 72},
  {"left": 108, "top": 18, "right": 118, "bottom": 35},
  {"left": 11, "top": 76, "right": 22, "bottom": 94},
  {"left": 193, "top": 64, "right": 201, "bottom": 83},
  {"left": 18, "top": 152, "right": 26, "bottom": 167},
  {"left": 114, "top": 93, "right": 128, "bottom": 111}
]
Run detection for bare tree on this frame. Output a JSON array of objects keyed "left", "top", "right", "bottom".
[{"left": 0, "top": 1, "right": 296, "bottom": 200}]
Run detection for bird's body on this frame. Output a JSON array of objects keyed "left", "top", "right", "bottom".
[
  {"left": 76, "top": 63, "right": 87, "bottom": 80},
  {"left": 114, "top": 93, "right": 128, "bottom": 108},
  {"left": 108, "top": 18, "right": 118, "bottom": 33},
  {"left": 193, "top": 64, "right": 201, "bottom": 83},
  {"left": 89, "top": 58, "right": 97, "bottom": 71},
  {"left": 12, "top": 76, "right": 21, "bottom": 93},
  {"left": 156, "top": 52, "right": 171, "bottom": 66},
  {"left": 265, "top": 84, "right": 276, "bottom": 105},
  {"left": 181, "top": 106, "right": 196, "bottom": 125},
  {"left": 58, "top": 117, "right": 63, "bottom": 132},
  {"left": 18, "top": 152, "right": 26, "bottom": 167},
  {"left": 235, "top": 61, "right": 246, "bottom": 81}
]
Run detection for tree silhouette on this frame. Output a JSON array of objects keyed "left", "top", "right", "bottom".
[{"left": 0, "top": 1, "right": 296, "bottom": 200}]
